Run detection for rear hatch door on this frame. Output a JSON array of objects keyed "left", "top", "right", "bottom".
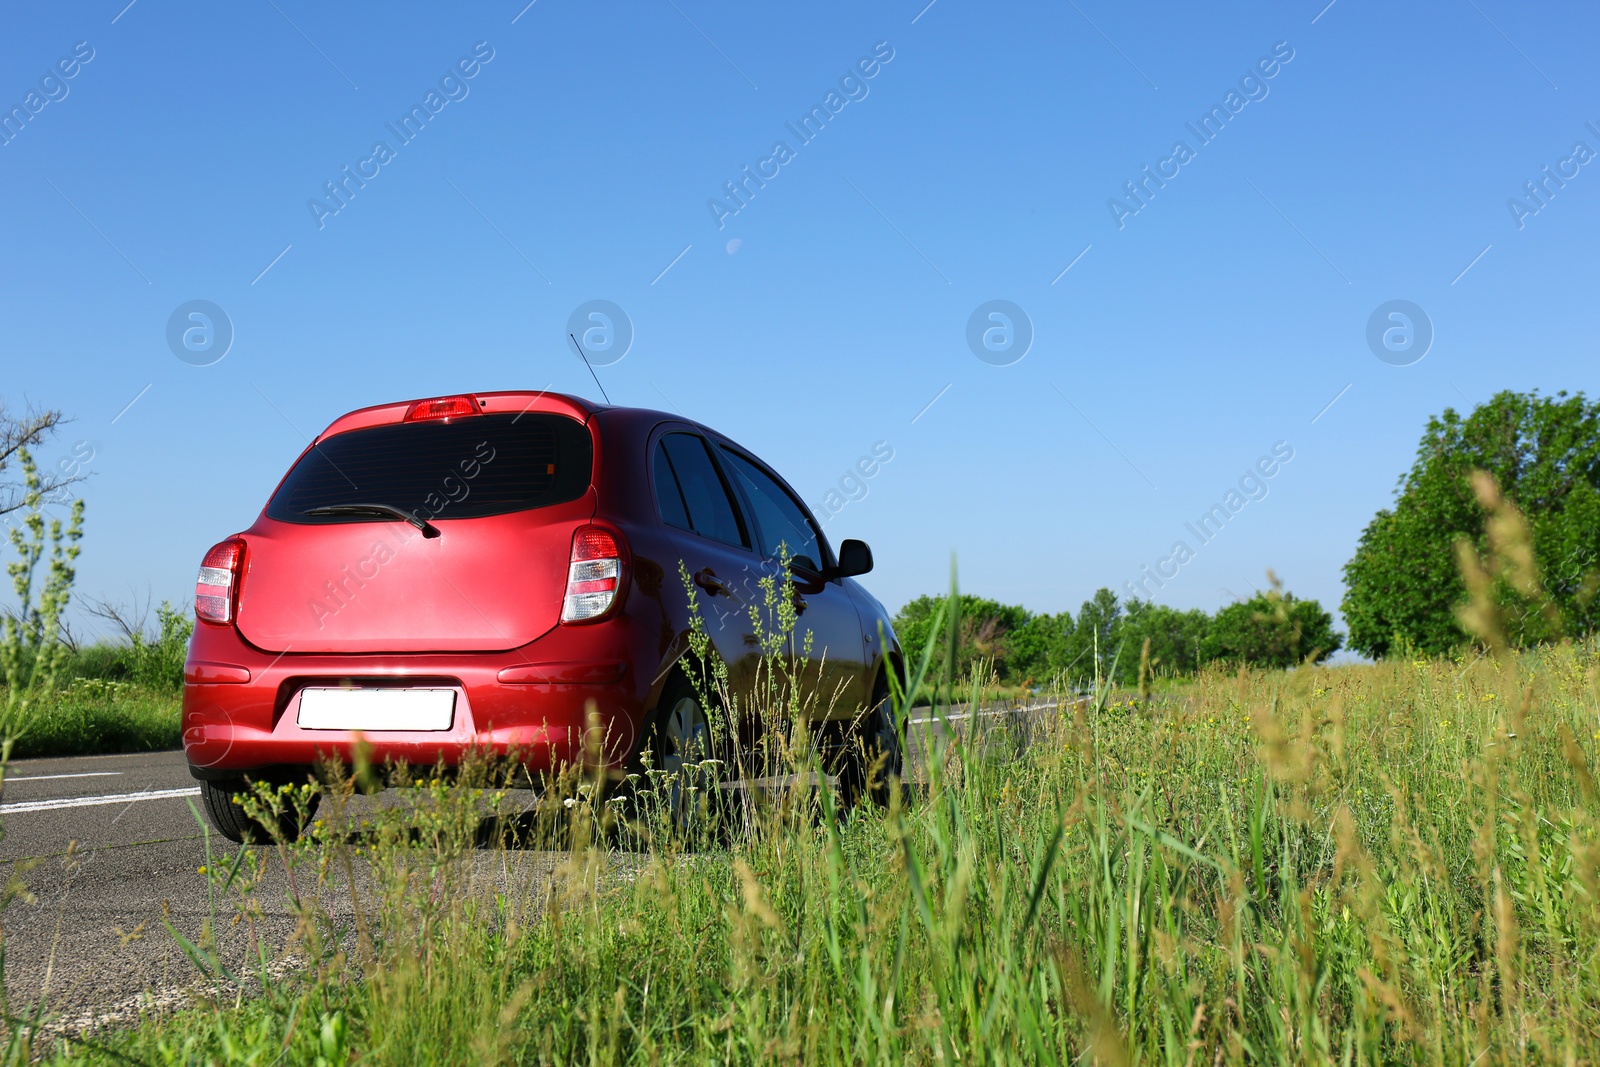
[{"left": 235, "top": 410, "right": 593, "bottom": 654}]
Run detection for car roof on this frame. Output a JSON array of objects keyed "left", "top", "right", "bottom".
[
  {"left": 311, "top": 390, "right": 626, "bottom": 443},
  {"left": 312, "top": 390, "right": 762, "bottom": 462}
]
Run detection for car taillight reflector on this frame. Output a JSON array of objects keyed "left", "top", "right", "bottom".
[
  {"left": 405, "top": 395, "right": 480, "bottom": 422},
  {"left": 561, "top": 526, "right": 625, "bottom": 623},
  {"left": 195, "top": 538, "right": 245, "bottom": 624}
]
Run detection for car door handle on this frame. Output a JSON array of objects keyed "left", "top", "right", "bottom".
[{"left": 693, "top": 568, "right": 731, "bottom": 597}]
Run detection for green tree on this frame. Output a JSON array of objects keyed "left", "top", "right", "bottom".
[
  {"left": 1203, "top": 591, "right": 1341, "bottom": 669},
  {"left": 893, "top": 583, "right": 1340, "bottom": 688},
  {"left": 1342, "top": 390, "right": 1600, "bottom": 657},
  {"left": 1007, "top": 611, "right": 1073, "bottom": 684},
  {"left": 891, "top": 594, "right": 1031, "bottom": 683},
  {"left": 1117, "top": 600, "right": 1211, "bottom": 681},
  {"left": 1051, "top": 588, "right": 1121, "bottom": 684}
]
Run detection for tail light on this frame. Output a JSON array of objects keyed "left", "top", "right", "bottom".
[
  {"left": 195, "top": 538, "right": 245, "bottom": 624},
  {"left": 561, "top": 525, "right": 626, "bottom": 623}
]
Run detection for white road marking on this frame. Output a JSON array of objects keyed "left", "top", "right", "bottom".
[
  {"left": 6, "top": 771, "right": 124, "bottom": 783},
  {"left": 910, "top": 702, "right": 1060, "bottom": 726},
  {"left": 912, "top": 710, "right": 1000, "bottom": 725},
  {"left": 1, "top": 788, "right": 199, "bottom": 814}
]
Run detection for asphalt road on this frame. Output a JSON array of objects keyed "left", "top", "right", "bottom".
[
  {"left": 0, "top": 750, "right": 566, "bottom": 1035},
  {"left": 0, "top": 701, "right": 1057, "bottom": 1033},
  {"left": 2, "top": 750, "right": 240, "bottom": 1030}
]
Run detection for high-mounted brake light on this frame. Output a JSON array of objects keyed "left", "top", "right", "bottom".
[
  {"left": 195, "top": 538, "right": 245, "bottom": 624},
  {"left": 405, "top": 395, "right": 481, "bottom": 422},
  {"left": 561, "top": 526, "right": 627, "bottom": 623}
]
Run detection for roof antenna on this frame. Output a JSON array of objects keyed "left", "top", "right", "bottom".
[{"left": 569, "top": 332, "right": 612, "bottom": 405}]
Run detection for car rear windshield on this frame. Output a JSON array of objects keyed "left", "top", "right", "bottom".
[{"left": 267, "top": 413, "right": 592, "bottom": 524}]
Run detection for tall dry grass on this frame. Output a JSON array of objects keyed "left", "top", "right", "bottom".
[{"left": 16, "top": 645, "right": 1594, "bottom": 1064}]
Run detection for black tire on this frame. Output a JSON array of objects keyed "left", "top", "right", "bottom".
[
  {"left": 199, "top": 776, "right": 318, "bottom": 844},
  {"left": 838, "top": 673, "right": 906, "bottom": 808},
  {"left": 637, "top": 675, "right": 729, "bottom": 835}
]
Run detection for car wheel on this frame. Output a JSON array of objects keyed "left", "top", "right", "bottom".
[
  {"left": 643, "top": 677, "right": 727, "bottom": 833},
  {"left": 199, "top": 776, "right": 318, "bottom": 844},
  {"left": 838, "top": 673, "right": 905, "bottom": 809}
]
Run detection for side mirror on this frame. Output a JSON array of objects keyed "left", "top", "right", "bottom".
[{"left": 826, "top": 538, "right": 873, "bottom": 581}]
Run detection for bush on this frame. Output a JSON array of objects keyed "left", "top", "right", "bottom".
[
  {"left": 68, "top": 600, "right": 192, "bottom": 690},
  {"left": 896, "top": 585, "right": 1339, "bottom": 687},
  {"left": 2, "top": 597, "right": 190, "bottom": 758},
  {"left": 11, "top": 679, "right": 180, "bottom": 758},
  {"left": 124, "top": 601, "right": 192, "bottom": 689},
  {"left": 2, "top": 446, "right": 83, "bottom": 764}
]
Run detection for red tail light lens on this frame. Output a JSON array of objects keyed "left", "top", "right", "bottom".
[
  {"left": 405, "top": 395, "right": 480, "bottom": 422},
  {"left": 195, "top": 538, "right": 245, "bottom": 624},
  {"left": 561, "top": 526, "right": 626, "bottom": 623}
]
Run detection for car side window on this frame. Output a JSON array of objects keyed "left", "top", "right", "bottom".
[
  {"left": 718, "top": 448, "right": 823, "bottom": 571},
  {"left": 656, "top": 433, "right": 747, "bottom": 548},
  {"left": 652, "top": 438, "right": 691, "bottom": 529}
]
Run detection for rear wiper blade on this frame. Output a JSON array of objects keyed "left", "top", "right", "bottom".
[{"left": 304, "top": 503, "right": 441, "bottom": 539}]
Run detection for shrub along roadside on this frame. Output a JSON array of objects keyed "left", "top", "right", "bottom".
[
  {"left": 8, "top": 679, "right": 179, "bottom": 759},
  {"left": 3, "top": 600, "right": 189, "bottom": 760},
  {"left": 2, "top": 447, "right": 84, "bottom": 768},
  {"left": 894, "top": 583, "right": 1342, "bottom": 689},
  {"left": 0, "top": 407, "right": 184, "bottom": 764}
]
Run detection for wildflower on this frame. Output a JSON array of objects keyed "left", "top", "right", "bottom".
[
  {"left": 1483, "top": 693, "right": 1496, "bottom": 701},
  {"left": 197, "top": 866, "right": 208, "bottom": 875}
]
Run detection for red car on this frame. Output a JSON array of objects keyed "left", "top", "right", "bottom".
[{"left": 183, "top": 391, "right": 904, "bottom": 841}]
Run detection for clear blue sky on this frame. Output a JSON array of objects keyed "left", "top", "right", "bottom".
[{"left": 3, "top": 0, "right": 1596, "bottom": 642}]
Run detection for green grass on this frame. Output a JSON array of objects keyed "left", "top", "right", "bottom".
[
  {"left": 8, "top": 676, "right": 180, "bottom": 759},
  {"left": 2, "top": 615, "right": 188, "bottom": 759},
  {"left": 10, "top": 635, "right": 1600, "bottom": 1066}
]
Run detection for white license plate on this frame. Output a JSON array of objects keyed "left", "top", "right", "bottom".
[{"left": 296, "top": 688, "right": 457, "bottom": 732}]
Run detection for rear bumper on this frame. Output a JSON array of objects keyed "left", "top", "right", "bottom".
[{"left": 182, "top": 617, "right": 664, "bottom": 780}]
